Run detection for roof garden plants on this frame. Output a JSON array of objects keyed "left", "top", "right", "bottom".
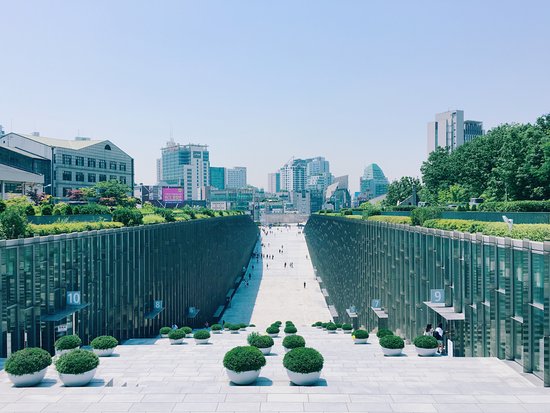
[
  {"left": 413, "top": 335, "right": 439, "bottom": 356},
  {"left": 159, "top": 327, "right": 172, "bottom": 337},
  {"left": 283, "top": 347, "right": 324, "bottom": 385},
  {"left": 380, "top": 335, "right": 405, "bottom": 356},
  {"left": 376, "top": 328, "right": 394, "bottom": 338},
  {"left": 283, "top": 334, "right": 306, "bottom": 350},
  {"left": 223, "top": 346, "right": 266, "bottom": 385},
  {"left": 5, "top": 348, "right": 52, "bottom": 387},
  {"left": 55, "top": 349, "right": 100, "bottom": 386},
  {"left": 55, "top": 335, "right": 82, "bottom": 355},
  {"left": 91, "top": 336, "right": 118, "bottom": 356},
  {"left": 284, "top": 325, "right": 298, "bottom": 334}
]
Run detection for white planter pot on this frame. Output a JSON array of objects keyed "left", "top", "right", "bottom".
[
  {"left": 224, "top": 328, "right": 229, "bottom": 331},
  {"left": 213, "top": 330, "right": 222, "bottom": 334},
  {"left": 354, "top": 338, "right": 368, "bottom": 344},
  {"left": 231, "top": 330, "right": 240, "bottom": 334},
  {"left": 7, "top": 367, "right": 48, "bottom": 387},
  {"left": 285, "top": 333, "right": 295, "bottom": 336},
  {"left": 381, "top": 347, "right": 403, "bottom": 356},
  {"left": 226, "top": 369, "right": 261, "bottom": 385},
  {"left": 327, "top": 330, "right": 337, "bottom": 334},
  {"left": 59, "top": 368, "right": 97, "bottom": 387},
  {"left": 286, "top": 369, "right": 321, "bottom": 386},
  {"left": 316, "top": 326, "right": 322, "bottom": 329},
  {"left": 195, "top": 338, "right": 209, "bottom": 345},
  {"left": 259, "top": 346, "right": 272, "bottom": 355},
  {"left": 268, "top": 333, "right": 278, "bottom": 338},
  {"left": 322, "top": 328, "right": 327, "bottom": 331},
  {"left": 55, "top": 348, "right": 78, "bottom": 357},
  {"left": 186, "top": 333, "right": 193, "bottom": 338},
  {"left": 161, "top": 334, "right": 169, "bottom": 338},
  {"left": 239, "top": 328, "right": 246, "bottom": 331},
  {"left": 170, "top": 338, "right": 184, "bottom": 345},
  {"left": 343, "top": 330, "right": 352, "bottom": 334},
  {"left": 416, "top": 346, "right": 437, "bottom": 357},
  {"left": 93, "top": 348, "right": 115, "bottom": 357}
]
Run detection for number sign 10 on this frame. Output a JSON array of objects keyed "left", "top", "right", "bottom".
[{"left": 66, "top": 291, "right": 81, "bottom": 306}]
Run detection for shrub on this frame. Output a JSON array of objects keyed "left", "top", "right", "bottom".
[
  {"left": 411, "top": 207, "right": 443, "bottom": 226},
  {"left": 315, "top": 321, "right": 323, "bottom": 327},
  {"left": 229, "top": 324, "right": 241, "bottom": 331},
  {"left": 249, "top": 324, "right": 256, "bottom": 327},
  {"left": 376, "top": 328, "right": 394, "bottom": 338},
  {"left": 379, "top": 335, "right": 404, "bottom": 349},
  {"left": 368, "top": 215, "right": 412, "bottom": 225},
  {"left": 181, "top": 326, "right": 192, "bottom": 334},
  {"left": 283, "top": 334, "right": 306, "bottom": 349},
  {"left": 77, "top": 203, "right": 111, "bottom": 215},
  {"left": 249, "top": 335, "right": 274, "bottom": 349},
  {"left": 335, "top": 323, "right": 342, "bottom": 328},
  {"left": 91, "top": 335, "right": 118, "bottom": 350},
  {"left": 285, "top": 321, "right": 294, "bottom": 325},
  {"left": 223, "top": 323, "right": 233, "bottom": 329},
  {"left": 326, "top": 323, "right": 337, "bottom": 331},
  {"left": 211, "top": 324, "right": 222, "bottom": 331},
  {"left": 55, "top": 335, "right": 82, "bottom": 350},
  {"left": 413, "top": 335, "right": 438, "bottom": 349},
  {"left": 353, "top": 330, "right": 369, "bottom": 339},
  {"left": 143, "top": 214, "right": 165, "bottom": 225},
  {"left": 247, "top": 332, "right": 261, "bottom": 346},
  {"left": 28, "top": 221, "right": 123, "bottom": 236},
  {"left": 238, "top": 323, "right": 247, "bottom": 329},
  {"left": 284, "top": 325, "right": 297, "bottom": 334},
  {"left": 5, "top": 348, "right": 52, "bottom": 376},
  {"left": 0, "top": 207, "right": 28, "bottom": 239},
  {"left": 223, "top": 346, "right": 266, "bottom": 372},
  {"left": 168, "top": 329, "right": 185, "bottom": 340},
  {"left": 41, "top": 204, "right": 53, "bottom": 215},
  {"left": 112, "top": 207, "right": 143, "bottom": 226},
  {"left": 160, "top": 327, "right": 172, "bottom": 335},
  {"left": 342, "top": 324, "right": 353, "bottom": 331},
  {"left": 266, "top": 326, "right": 280, "bottom": 334},
  {"left": 0, "top": 200, "right": 5, "bottom": 213},
  {"left": 274, "top": 321, "right": 282, "bottom": 326},
  {"left": 194, "top": 330, "right": 211, "bottom": 340},
  {"left": 25, "top": 204, "right": 36, "bottom": 216},
  {"left": 283, "top": 347, "right": 324, "bottom": 373},
  {"left": 480, "top": 200, "right": 550, "bottom": 212},
  {"left": 55, "top": 349, "right": 99, "bottom": 375}
]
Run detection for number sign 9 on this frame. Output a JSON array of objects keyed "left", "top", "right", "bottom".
[{"left": 430, "top": 289, "right": 445, "bottom": 303}]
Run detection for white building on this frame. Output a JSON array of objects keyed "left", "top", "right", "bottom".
[
  {"left": 427, "top": 110, "right": 484, "bottom": 155},
  {"left": 267, "top": 172, "right": 280, "bottom": 193},
  {"left": 225, "top": 166, "right": 247, "bottom": 189}
]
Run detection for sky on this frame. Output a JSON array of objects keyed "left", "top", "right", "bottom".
[{"left": 1, "top": 1, "right": 549, "bottom": 193}]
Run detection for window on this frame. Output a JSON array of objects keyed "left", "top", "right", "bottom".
[
  {"left": 88, "top": 158, "right": 96, "bottom": 168},
  {"left": 99, "top": 174, "right": 107, "bottom": 182},
  {"left": 75, "top": 172, "right": 84, "bottom": 182},
  {"left": 88, "top": 173, "right": 96, "bottom": 183},
  {"left": 110, "top": 161, "right": 117, "bottom": 170},
  {"left": 62, "top": 154, "right": 72, "bottom": 165},
  {"left": 119, "top": 176, "right": 127, "bottom": 184},
  {"left": 110, "top": 175, "right": 117, "bottom": 181},
  {"left": 104, "top": 144, "right": 111, "bottom": 150},
  {"left": 62, "top": 171, "right": 72, "bottom": 181},
  {"left": 119, "top": 163, "right": 126, "bottom": 171},
  {"left": 99, "top": 160, "right": 106, "bottom": 169},
  {"left": 75, "top": 156, "right": 84, "bottom": 166},
  {"left": 4, "top": 182, "right": 22, "bottom": 193}
]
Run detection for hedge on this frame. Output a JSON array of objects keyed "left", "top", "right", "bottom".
[
  {"left": 479, "top": 200, "right": 550, "bottom": 212},
  {"left": 28, "top": 221, "right": 123, "bottom": 236},
  {"left": 368, "top": 216, "right": 412, "bottom": 225}
]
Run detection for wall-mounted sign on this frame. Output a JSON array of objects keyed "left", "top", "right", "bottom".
[
  {"left": 371, "top": 299, "right": 381, "bottom": 309},
  {"left": 57, "top": 324, "right": 68, "bottom": 332},
  {"left": 154, "top": 300, "right": 163, "bottom": 310},
  {"left": 66, "top": 291, "right": 81, "bottom": 306},
  {"left": 430, "top": 289, "right": 445, "bottom": 303}
]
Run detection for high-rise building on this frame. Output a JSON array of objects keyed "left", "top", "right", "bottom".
[
  {"left": 210, "top": 167, "right": 225, "bottom": 190},
  {"left": 280, "top": 158, "right": 307, "bottom": 192},
  {"left": 225, "top": 167, "right": 247, "bottom": 189},
  {"left": 427, "top": 110, "right": 484, "bottom": 155},
  {"left": 160, "top": 140, "right": 209, "bottom": 201},
  {"left": 156, "top": 158, "right": 162, "bottom": 183},
  {"left": 267, "top": 172, "right": 280, "bottom": 193},
  {"left": 359, "top": 163, "right": 389, "bottom": 200}
]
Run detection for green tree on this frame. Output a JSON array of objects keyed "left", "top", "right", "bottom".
[
  {"left": 383, "top": 177, "right": 422, "bottom": 207},
  {"left": 89, "top": 180, "right": 136, "bottom": 207},
  {"left": 0, "top": 207, "right": 28, "bottom": 239}
]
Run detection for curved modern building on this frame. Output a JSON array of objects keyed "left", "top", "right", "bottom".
[{"left": 359, "top": 163, "right": 389, "bottom": 200}]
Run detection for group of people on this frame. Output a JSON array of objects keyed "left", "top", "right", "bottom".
[{"left": 424, "top": 323, "right": 446, "bottom": 354}]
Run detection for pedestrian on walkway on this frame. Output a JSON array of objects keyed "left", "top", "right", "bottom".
[
  {"left": 423, "top": 324, "right": 433, "bottom": 336},
  {"left": 434, "top": 323, "right": 445, "bottom": 353},
  {"left": 304, "top": 281, "right": 306, "bottom": 288}
]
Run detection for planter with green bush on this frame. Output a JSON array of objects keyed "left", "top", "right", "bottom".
[
  {"left": 54, "top": 335, "right": 82, "bottom": 356},
  {"left": 266, "top": 325, "right": 280, "bottom": 338},
  {"left": 282, "top": 335, "right": 306, "bottom": 352},
  {"left": 55, "top": 349, "right": 100, "bottom": 386},
  {"left": 194, "top": 330, "right": 211, "bottom": 344},
  {"left": 248, "top": 333, "right": 274, "bottom": 355},
  {"left": 315, "top": 321, "right": 323, "bottom": 329},
  {"left": 342, "top": 324, "right": 353, "bottom": 333},
  {"left": 283, "top": 347, "right": 324, "bottom": 386},
  {"left": 211, "top": 324, "right": 222, "bottom": 333},
  {"left": 168, "top": 329, "right": 185, "bottom": 345},
  {"left": 376, "top": 328, "right": 394, "bottom": 339},
  {"left": 91, "top": 335, "right": 118, "bottom": 357},
  {"left": 379, "top": 335, "right": 405, "bottom": 356},
  {"left": 181, "top": 326, "right": 193, "bottom": 338},
  {"left": 223, "top": 346, "right": 266, "bottom": 385},
  {"left": 4, "top": 348, "right": 52, "bottom": 387},
  {"left": 353, "top": 329, "right": 369, "bottom": 344},
  {"left": 160, "top": 327, "right": 171, "bottom": 338},
  {"left": 413, "top": 336, "right": 438, "bottom": 356},
  {"left": 284, "top": 325, "right": 297, "bottom": 335},
  {"left": 326, "top": 323, "right": 337, "bottom": 334},
  {"left": 230, "top": 324, "right": 241, "bottom": 334},
  {"left": 223, "top": 323, "right": 232, "bottom": 331},
  {"left": 239, "top": 323, "right": 247, "bottom": 331}
]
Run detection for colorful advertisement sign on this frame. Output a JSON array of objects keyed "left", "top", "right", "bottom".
[{"left": 162, "top": 187, "right": 184, "bottom": 202}]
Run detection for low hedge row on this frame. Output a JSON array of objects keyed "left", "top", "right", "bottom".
[
  {"left": 479, "top": 200, "right": 550, "bottom": 212},
  {"left": 28, "top": 221, "right": 124, "bottom": 236},
  {"left": 367, "top": 216, "right": 412, "bottom": 224}
]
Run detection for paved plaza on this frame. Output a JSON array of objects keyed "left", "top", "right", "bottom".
[{"left": 1, "top": 225, "right": 550, "bottom": 412}]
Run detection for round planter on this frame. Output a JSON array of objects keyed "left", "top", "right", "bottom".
[
  {"left": 327, "top": 330, "right": 337, "bottom": 334},
  {"left": 316, "top": 326, "right": 322, "bottom": 329},
  {"left": 381, "top": 347, "right": 403, "bottom": 356},
  {"left": 186, "top": 334, "right": 193, "bottom": 338},
  {"left": 161, "top": 334, "right": 169, "bottom": 338},
  {"left": 337, "top": 328, "right": 342, "bottom": 331},
  {"left": 239, "top": 328, "right": 246, "bottom": 331},
  {"left": 170, "top": 338, "right": 184, "bottom": 345},
  {"left": 7, "top": 367, "right": 48, "bottom": 387},
  {"left": 285, "top": 333, "right": 295, "bottom": 336},
  {"left": 93, "top": 348, "right": 115, "bottom": 357},
  {"left": 322, "top": 328, "right": 327, "bottom": 331},
  {"left": 286, "top": 369, "right": 321, "bottom": 386},
  {"left": 354, "top": 338, "right": 368, "bottom": 344},
  {"left": 59, "top": 368, "right": 97, "bottom": 387},
  {"left": 224, "top": 328, "right": 229, "bottom": 331},
  {"left": 213, "top": 331, "right": 222, "bottom": 334},
  {"left": 415, "top": 346, "right": 437, "bottom": 357},
  {"left": 268, "top": 333, "right": 278, "bottom": 338},
  {"left": 195, "top": 338, "right": 210, "bottom": 345},
  {"left": 226, "top": 369, "right": 261, "bottom": 385},
  {"left": 55, "top": 348, "right": 78, "bottom": 357},
  {"left": 259, "top": 347, "right": 272, "bottom": 355},
  {"left": 343, "top": 330, "right": 352, "bottom": 334},
  {"left": 230, "top": 331, "right": 240, "bottom": 334}
]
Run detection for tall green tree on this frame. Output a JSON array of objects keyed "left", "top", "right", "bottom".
[{"left": 383, "top": 177, "right": 422, "bottom": 206}]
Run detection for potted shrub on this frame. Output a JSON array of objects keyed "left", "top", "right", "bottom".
[
  {"left": 282, "top": 335, "right": 306, "bottom": 352},
  {"left": 413, "top": 336, "right": 438, "bottom": 356},
  {"left": 230, "top": 324, "right": 241, "bottom": 334},
  {"left": 284, "top": 325, "right": 297, "bottom": 336},
  {"left": 239, "top": 323, "right": 247, "bottom": 331},
  {"left": 321, "top": 322, "right": 328, "bottom": 331},
  {"left": 91, "top": 335, "right": 118, "bottom": 357},
  {"left": 211, "top": 324, "right": 222, "bottom": 334},
  {"left": 194, "top": 330, "right": 211, "bottom": 344},
  {"left": 181, "top": 326, "right": 193, "bottom": 338},
  {"left": 266, "top": 325, "right": 279, "bottom": 338},
  {"left": 283, "top": 347, "right": 324, "bottom": 386},
  {"left": 376, "top": 328, "right": 394, "bottom": 339},
  {"left": 55, "top": 349, "right": 99, "bottom": 387},
  {"left": 353, "top": 329, "right": 369, "bottom": 344},
  {"left": 249, "top": 324, "right": 256, "bottom": 328},
  {"left": 159, "top": 327, "right": 171, "bottom": 338},
  {"left": 223, "top": 346, "right": 266, "bottom": 385},
  {"left": 379, "top": 335, "right": 404, "bottom": 356},
  {"left": 224, "top": 323, "right": 232, "bottom": 331},
  {"left": 335, "top": 323, "right": 343, "bottom": 331},
  {"left": 168, "top": 329, "right": 185, "bottom": 345},
  {"left": 274, "top": 321, "right": 282, "bottom": 326},
  {"left": 315, "top": 321, "right": 323, "bottom": 329},
  {"left": 4, "top": 348, "right": 52, "bottom": 387},
  {"left": 55, "top": 335, "right": 82, "bottom": 356},
  {"left": 248, "top": 333, "right": 274, "bottom": 355},
  {"left": 342, "top": 324, "right": 353, "bottom": 334},
  {"left": 326, "top": 323, "right": 337, "bottom": 334}
]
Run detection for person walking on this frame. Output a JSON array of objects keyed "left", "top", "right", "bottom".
[
  {"left": 304, "top": 281, "right": 306, "bottom": 288},
  {"left": 423, "top": 324, "right": 433, "bottom": 336},
  {"left": 434, "top": 323, "right": 445, "bottom": 353}
]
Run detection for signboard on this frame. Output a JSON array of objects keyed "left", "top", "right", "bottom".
[
  {"left": 154, "top": 300, "right": 163, "bottom": 310},
  {"left": 57, "top": 324, "right": 68, "bottom": 332},
  {"left": 66, "top": 291, "right": 81, "bottom": 306},
  {"left": 210, "top": 201, "right": 228, "bottom": 211},
  {"left": 371, "top": 299, "right": 381, "bottom": 309},
  {"left": 430, "top": 289, "right": 445, "bottom": 303},
  {"left": 162, "top": 187, "right": 184, "bottom": 202},
  {"left": 193, "top": 151, "right": 202, "bottom": 158}
]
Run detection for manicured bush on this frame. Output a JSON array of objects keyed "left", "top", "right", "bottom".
[
  {"left": 238, "top": 323, "right": 247, "bottom": 329},
  {"left": 41, "top": 204, "right": 53, "bottom": 215},
  {"left": 353, "top": 330, "right": 369, "bottom": 339},
  {"left": 211, "top": 324, "right": 222, "bottom": 331},
  {"left": 321, "top": 322, "right": 328, "bottom": 328},
  {"left": 25, "top": 204, "right": 36, "bottom": 216},
  {"left": 342, "top": 324, "right": 353, "bottom": 331},
  {"left": 411, "top": 207, "right": 443, "bottom": 226},
  {"left": 266, "top": 326, "right": 280, "bottom": 334},
  {"left": 160, "top": 327, "right": 172, "bottom": 335},
  {"left": 223, "top": 346, "right": 266, "bottom": 372},
  {"left": 224, "top": 323, "right": 233, "bottom": 330},
  {"left": 249, "top": 324, "right": 256, "bottom": 327},
  {"left": 379, "top": 335, "right": 405, "bottom": 349},
  {"left": 247, "top": 332, "right": 261, "bottom": 345},
  {"left": 229, "top": 324, "right": 241, "bottom": 331},
  {"left": 326, "top": 323, "right": 337, "bottom": 331},
  {"left": 181, "top": 326, "right": 192, "bottom": 335},
  {"left": 479, "top": 200, "right": 550, "bottom": 212},
  {"left": 335, "top": 323, "right": 342, "bottom": 329},
  {"left": 143, "top": 214, "right": 165, "bottom": 225},
  {"left": 249, "top": 335, "right": 274, "bottom": 349},
  {"left": 285, "top": 321, "right": 294, "bottom": 325},
  {"left": 5, "top": 348, "right": 52, "bottom": 376},
  {"left": 28, "top": 221, "right": 123, "bottom": 236},
  {"left": 77, "top": 203, "right": 111, "bottom": 215},
  {"left": 55, "top": 349, "right": 99, "bottom": 375},
  {"left": 413, "top": 335, "right": 438, "bottom": 349},
  {"left": 274, "top": 321, "right": 282, "bottom": 326},
  {"left": 91, "top": 336, "right": 118, "bottom": 350},
  {"left": 368, "top": 215, "right": 412, "bottom": 225},
  {"left": 283, "top": 347, "right": 324, "bottom": 373},
  {"left": 284, "top": 325, "right": 297, "bottom": 334},
  {"left": 315, "top": 321, "right": 323, "bottom": 327},
  {"left": 376, "top": 328, "right": 394, "bottom": 338},
  {"left": 55, "top": 335, "right": 82, "bottom": 350},
  {"left": 169, "top": 329, "right": 185, "bottom": 340},
  {"left": 283, "top": 335, "right": 306, "bottom": 349},
  {"left": 194, "top": 330, "right": 211, "bottom": 340}
]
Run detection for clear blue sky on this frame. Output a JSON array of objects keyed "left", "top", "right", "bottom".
[{"left": 1, "top": 1, "right": 549, "bottom": 193}]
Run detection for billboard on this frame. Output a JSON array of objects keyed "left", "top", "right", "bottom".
[{"left": 162, "top": 187, "right": 184, "bottom": 202}]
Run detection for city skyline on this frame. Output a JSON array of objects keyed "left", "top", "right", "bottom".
[{"left": 1, "top": 1, "right": 549, "bottom": 193}]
